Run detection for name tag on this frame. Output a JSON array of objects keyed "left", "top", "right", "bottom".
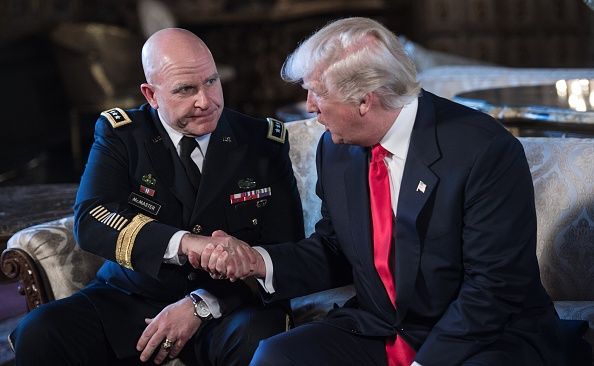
[{"left": 128, "top": 192, "right": 161, "bottom": 216}]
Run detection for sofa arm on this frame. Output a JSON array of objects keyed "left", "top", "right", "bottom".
[
  {"left": 0, "top": 216, "right": 104, "bottom": 311},
  {"left": 1, "top": 247, "right": 51, "bottom": 310}
]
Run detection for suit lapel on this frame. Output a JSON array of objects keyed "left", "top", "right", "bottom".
[
  {"left": 343, "top": 145, "right": 397, "bottom": 316},
  {"left": 144, "top": 107, "right": 195, "bottom": 223},
  {"left": 344, "top": 145, "right": 371, "bottom": 261},
  {"left": 190, "top": 111, "right": 247, "bottom": 222},
  {"left": 394, "top": 90, "right": 441, "bottom": 319}
]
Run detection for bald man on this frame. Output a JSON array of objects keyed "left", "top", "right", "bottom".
[{"left": 11, "top": 28, "right": 304, "bottom": 366}]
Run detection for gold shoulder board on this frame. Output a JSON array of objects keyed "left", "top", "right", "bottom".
[
  {"left": 266, "top": 117, "right": 286, "bottom": 143},
  {"left": 101, "top": 107, "right": 132, "bottom": 129}
]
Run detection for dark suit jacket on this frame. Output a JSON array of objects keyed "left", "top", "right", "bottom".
[
  {"left": 264, "top": 91, "right": 564, "bottom": 365},
  {"left": 74, "top": 104, "right": 304, "bottom": 357}
]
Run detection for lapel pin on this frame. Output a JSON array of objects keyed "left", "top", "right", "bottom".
[
  {"left": 416, "top": 181, "right": 427, "bottom": 193},
  {"left": 152, "top": 135, "right": 162, "bottom": 143},
  {"left": 222, "top": 136, "right": 232, "bottom": 143}
]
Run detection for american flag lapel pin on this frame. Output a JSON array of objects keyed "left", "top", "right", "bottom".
[{"left": 416, "top": 180, "right": 427, "bottom": 193}]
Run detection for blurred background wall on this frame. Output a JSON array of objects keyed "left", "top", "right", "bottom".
[{"left": 0, "top": 0, "right": 593, "bottom": 186}]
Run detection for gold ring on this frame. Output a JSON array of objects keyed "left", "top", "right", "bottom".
[{"left": 162, "top": 338, "right": 173, "bottom": 351}]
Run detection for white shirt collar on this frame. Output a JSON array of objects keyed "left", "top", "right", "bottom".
[
  {"left": 379, "top": 98, "right": 418, "bottom": 160},
  {"left": 158, "top": 110, "right": 211, "bottom": 156}
]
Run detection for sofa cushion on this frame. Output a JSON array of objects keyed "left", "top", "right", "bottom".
[
  {"left": 287, "top": 118, "right": 325, "bottom": 236},
  {"left": 523, "top": 138, "right": 594, "bottom": 301}
]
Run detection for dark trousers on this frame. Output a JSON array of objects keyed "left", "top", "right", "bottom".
[
  {"left": 250, "top": 321, "right": 388, "bottom": 366},
  {"left": 12, "top": 291, "right": 287, "bottom": 366},
  {"left": 250, "top": 317, "right": 590, "bottom": 366}
]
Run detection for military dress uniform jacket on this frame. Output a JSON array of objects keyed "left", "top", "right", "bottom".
[{"left": 73, "top": 104, "right": 304, "bottom": 357}]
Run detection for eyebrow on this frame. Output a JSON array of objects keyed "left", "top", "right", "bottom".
[
  {"left": 171, "top": 83, "right": 194, "bottom": 93},
  {"left": 204, "top": 73, "right": 220, "bottom": 83}
]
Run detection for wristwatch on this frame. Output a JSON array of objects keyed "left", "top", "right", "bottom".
[{"left": 189, "top": 293, "right": 213, "bottom": 322}]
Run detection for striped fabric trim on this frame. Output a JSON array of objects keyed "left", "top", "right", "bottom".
[{"left": 89, "top": 205, "right": 129, "bottom": 231}]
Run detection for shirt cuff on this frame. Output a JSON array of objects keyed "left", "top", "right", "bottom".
[
  {"left": 253, "top": 246, "right": 275, "bottom": 294},
  {"left": 163, "top": 230, "right": 189, "bottom": 265},
  {"left": 411, "top": 362, "right": 422, "bottom": 366},
  {"left": 191, "top": 289, "right": 222, "bottom": 318}
]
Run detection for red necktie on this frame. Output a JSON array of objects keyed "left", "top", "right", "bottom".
[{"left": 368, "top": 144, "right": 416, "bottom": 366}]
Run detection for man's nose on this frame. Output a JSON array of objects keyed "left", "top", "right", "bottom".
[
  {"left": 194, "top": 90, "right": 208, "bottom": 109},
  {"left": 305, "top": 91, "right": 319, "bottom": 114}
]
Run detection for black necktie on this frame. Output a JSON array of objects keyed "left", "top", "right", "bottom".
[{"left": 179, "top": 136, "right": 202, "bottom": 193}]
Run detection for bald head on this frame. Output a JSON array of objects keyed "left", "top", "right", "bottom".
[
  {"left": 141, "top": 28, "right": 212, "bottom": 84},
  {"left": 139, "top": 28, "right": 224, "bottom": 137}
]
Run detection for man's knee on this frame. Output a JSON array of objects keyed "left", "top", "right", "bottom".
[
  {"left": 206, "top": 306, "right": 287, "bottom": 366},
  {"left": 250, "top": 336, "right": 292, "bottom": 366},
  {"left": 13, "top": 305, "right": 61, "bottom": 351}
]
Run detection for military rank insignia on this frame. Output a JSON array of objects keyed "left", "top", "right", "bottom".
[
  {"left": 230, "top": 187, "right": 271, "bottom": 204},
  {"left": 101, "top": 107, "right": 132, "bottom": 129},
  {"left": 89, "top": 205, "right": 128, "bottom": 231},
  {"left": 266, "top": 118, "right": 286, "bottom": 143}
]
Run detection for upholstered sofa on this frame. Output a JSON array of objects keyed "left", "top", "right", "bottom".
[{"left": 2, "top": 116, "right": 594, "bottom": 365}]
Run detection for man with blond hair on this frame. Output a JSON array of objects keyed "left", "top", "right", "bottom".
[{"left": 193, "top": 18, "right": 588, "bottom": 365}]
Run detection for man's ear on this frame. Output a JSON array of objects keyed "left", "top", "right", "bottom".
[
  {"left": 140, "top": 83, "right": 158, "bottom": 109},
  {"left": 359, "top": 93, "right": 372, "bottom": 116}
]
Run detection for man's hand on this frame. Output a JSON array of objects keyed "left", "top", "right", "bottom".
[
  {"left": 178, "top": 233, "right": 229, "bottom": 257},
  {"left": 187, "top": 230, "right": 266, "bottom": 281},
  {"left": 136, "top": 297, "right": 201, "bottom": 364}
]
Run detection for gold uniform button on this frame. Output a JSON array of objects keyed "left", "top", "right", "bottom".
[
  {"left": 252, "top": 219, "right": 258, "bottom": 226},
  {"left": 192, "top": 224, "right": 202, "bottom": 234}
]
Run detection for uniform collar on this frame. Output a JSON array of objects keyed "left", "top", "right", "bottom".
[{"left": 158, "top": 110, "right": 211, "bottom": 155}]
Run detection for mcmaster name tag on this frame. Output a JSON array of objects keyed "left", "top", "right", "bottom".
[{"left": 128, "top": 192, "right": 161, "bottom": 216}]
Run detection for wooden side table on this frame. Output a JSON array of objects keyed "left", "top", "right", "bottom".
[{"left": 0, "top": 184, "right": 78, "bottom": 282}]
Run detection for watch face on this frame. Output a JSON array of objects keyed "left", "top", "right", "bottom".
[{"left": 197, "top": 300, "right": 211, "bottom": 318}]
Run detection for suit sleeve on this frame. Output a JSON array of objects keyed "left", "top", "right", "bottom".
[
  {"left": 73, "top": 118, "right": 179, "bottom": 278},
  {"left": 262, "top": 134, "right": 352, "bottom": 301},
  {"left": 415, "top": 133, "right": 543, "bottom": 365}
]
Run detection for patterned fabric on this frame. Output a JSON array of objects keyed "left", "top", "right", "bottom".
[
  {"left": 418, "top": 66, "right": 594, "bottom": 99},
  {"left": 7, "top": 216, "right": 104, "bottom": 300},
  {"left": 522, "top": 138, "right": 594, "bottom": 301},
  {"left": 286, "top": 118, "right": 325, "bottom": 236}
]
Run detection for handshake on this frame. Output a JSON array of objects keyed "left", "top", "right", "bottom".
[{"left": 179, "top": 230, "right": 266, "bottom": 282}]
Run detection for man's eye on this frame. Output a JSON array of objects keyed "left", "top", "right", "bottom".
[
  {"left": 174, "top": 86, "right": 195, "bottom": 94},
  {"left": 205, "top": 78, "right": 218, "bottom": 86}
]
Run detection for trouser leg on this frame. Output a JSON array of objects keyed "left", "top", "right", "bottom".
[
  {"left": 250, "top": 321, "right": 387, "bottom": 366},
  {"left": 190, "top": 304, "right": 289, "bottom": 366},
  {"left": 12, "top": 292, "right": 117, "bottom": 366}
]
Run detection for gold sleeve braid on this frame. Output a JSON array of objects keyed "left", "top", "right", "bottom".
[{"left": 115, "top": 214, "right": 155, "bottom": 270}]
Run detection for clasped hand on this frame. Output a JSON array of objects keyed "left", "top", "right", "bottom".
[{"left": 182, "top": 230, "right": 265, "bottom": 281}]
